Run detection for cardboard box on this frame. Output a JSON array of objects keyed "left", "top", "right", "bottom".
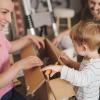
[
  {"left": 48, "top": 78, "right": 75, "bottom": 100},
  {"left": 21, "top": 38, "right": 75, "bottom": 99},
  {"left": 21, "top": 44, "right": 45, "bottom": 95}
]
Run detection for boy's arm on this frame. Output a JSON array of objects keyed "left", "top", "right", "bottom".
[
  {"left": 42, "top": 64, "right": 95, "bottom": 87},
  {"left": 60, "top": 65, "right": 95, "bottom": 86},
  {"left": 66, "top": 59, "right": 80, "bottom": 70},
  {"left": 60, "top": 53, "right": 80, "bottom": 70}
]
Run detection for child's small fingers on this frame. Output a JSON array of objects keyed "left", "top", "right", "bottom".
[
  {"left": 59, "top": 53, "right": 65, "bottom": 58},
  {"left": 50, "top": 71, "right": 57, "bottom": 77},
  {"left": 41, "top": 67, "right": 50, "bottom": 71},
  {"left": 41, "top": 68, "right": 46, "bottom": 71}
]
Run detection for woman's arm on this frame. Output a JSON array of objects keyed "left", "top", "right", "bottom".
[
  {"left": 53, "top": 21, "right": 82, "bottom": 46},
  {"left": 0, "top": 56, "right": 43, "bottom": 88},
  {"left": 9, "top": 35, "right": 44, "bottom": 53}
]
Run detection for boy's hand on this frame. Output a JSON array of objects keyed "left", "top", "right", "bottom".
[
  {"left": 41, "top": 65, "right": 62, "bottom": 74},
  {"left": 59, "top": 52, "right": 71, "bottom": 65}
]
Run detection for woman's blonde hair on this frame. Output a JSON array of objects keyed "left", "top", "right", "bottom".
[{"left": 70, "top": 21, "right": 100, "bottom": 50}]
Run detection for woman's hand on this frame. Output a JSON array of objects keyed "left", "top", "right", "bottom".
[
  {"left": 10, "top": 35, "right": 45, "bottom": 53},
  {"left": 28, "top": 35, "right": 45, "bottom": 49},
  {"left": 14, "top": 56, "right": 43, "bottom": 70}
]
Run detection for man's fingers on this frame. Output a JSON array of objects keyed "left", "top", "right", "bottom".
[{"left": 53, "top": 40, "right": 58, "bottom": 46}]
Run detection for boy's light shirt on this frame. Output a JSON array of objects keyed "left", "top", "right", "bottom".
[{"left": 60, "top": 58, "right": 100, "bottom": 100}]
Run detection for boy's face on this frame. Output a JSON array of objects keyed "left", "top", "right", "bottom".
[
  {"left": 88, "top": 0, "right": 100, "bottom": 20},
  {"left": 73, "top": 42, "right": 88, "bottom": 57},
  {"left": 0, "top": 0, "right": 13, "bottom": 31}
]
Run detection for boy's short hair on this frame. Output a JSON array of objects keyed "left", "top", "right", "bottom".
[{"left": 70, "top": 21, "right": 100, "bottom": 50}]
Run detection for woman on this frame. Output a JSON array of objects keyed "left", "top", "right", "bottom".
[{"left": 0, "top": 0, "right": 44, "bottom": 99}]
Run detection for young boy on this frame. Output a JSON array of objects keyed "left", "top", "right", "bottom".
[{"left": 42, "top": 21, "right": 100, "bottom": 100}]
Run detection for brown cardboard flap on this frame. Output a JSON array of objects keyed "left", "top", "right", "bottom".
[
  {"left": 21, "top": 44, "right": 45, "bottom": 95},
  {"left": 44, "top": 38, "right": 63, "bottom": 65},
  {"left": 38, "top": 38, "right": 63, "bottom": 66},
  {"left": 20, "top": 38, "right": 75, "bottom": 98},
  {"left": 48, "top": 78, "right": 75, "bottom": 100}
]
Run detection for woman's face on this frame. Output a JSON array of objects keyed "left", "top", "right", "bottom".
[
  {"left": 88, "top": 0, "right": 100, "bottom": 19},
  {"left": 0, "top": 0, "right": 13, "bottom": 31}
]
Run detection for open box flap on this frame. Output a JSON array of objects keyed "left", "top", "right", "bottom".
[
  {"left": 21, "top": 38, "right": 75, "bottom": 97},
  {"left": 21, "top": 44, "right": 45, "bottom": 95}
]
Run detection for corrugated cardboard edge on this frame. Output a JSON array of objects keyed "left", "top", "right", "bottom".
[
  {"left": 20, "top": 38, "right": 75, "bottom": 97},
  {"left": 21, "top": 44, "right": 45, "bottom": 95}
]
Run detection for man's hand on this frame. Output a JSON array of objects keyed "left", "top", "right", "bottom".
[{"left": 53, "top": 29, "right": 71, "bottom": 46}]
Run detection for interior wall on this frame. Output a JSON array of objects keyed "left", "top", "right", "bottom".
[
  {"left": 31, "top": 0, "right": 82, "bottom": 13},
  {"left": 70, "top": 0, "right": 82, "bottom": 13}
]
